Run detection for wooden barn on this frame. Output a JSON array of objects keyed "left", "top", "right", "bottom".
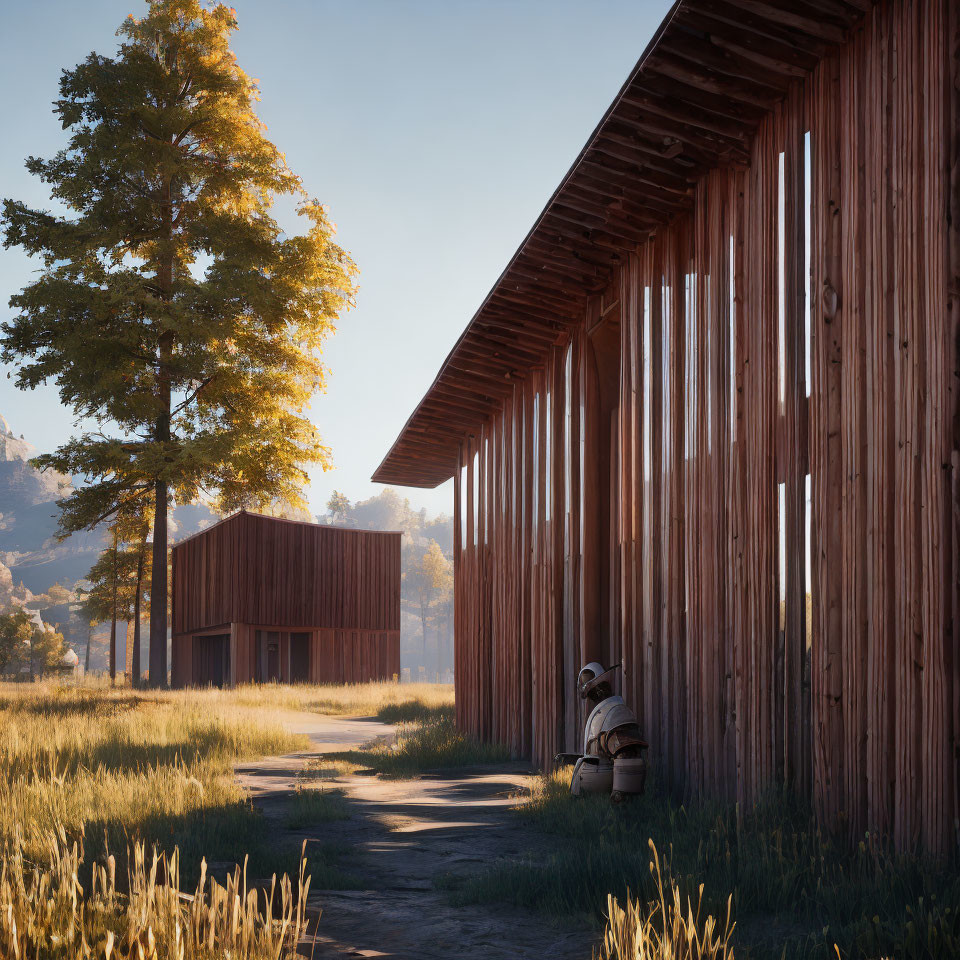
[
  {"left": 374, "top": 0, "right": 960, "bottom": 856},
  {"left": 171, "top": 511, "right": 401, "bottom": 688}
]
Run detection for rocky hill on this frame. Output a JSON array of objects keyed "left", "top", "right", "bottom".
[{"left": 0, "top": 413, "right": 216, "bottom": 594}]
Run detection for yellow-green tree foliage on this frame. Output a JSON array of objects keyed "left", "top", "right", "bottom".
[
  {"left": 0, "top": 610, "right": 33, "bottom": 676},
  {"left": 421, "top": 540, "right": 453, "bottom": 600},
  {"left": 2, "top": 1, "right": 357, "bottom": 686},
  {"left": 29, "top": 626, "right": 68, "bottom": 679},
  {"left": 0, "top": 610, "right": 66, "bottom": 679},
  {"left": 404, "top": 540, "right": 453, "bottom": 668},
  {"left": 326, "top": 490, "right": 351, "bottom": 523}
]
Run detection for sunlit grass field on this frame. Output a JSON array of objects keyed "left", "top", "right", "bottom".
[
  {"left": 0, "top": 682, "right": 309, "bottom": 878},
  {"left": 316, "top": 713, "right": 510, "bottom": 779},
  {"left": 0, "top": 678, "right": 454, "bottom": 958},
  {"left": 0, "top": 679, "right": 455, "bottom": 871},
  {"left": 228, "top": 678, "right": 454, "bottom": 723},
  {"left": 12, "top": 676, "right": 951, "bottom": 959}
]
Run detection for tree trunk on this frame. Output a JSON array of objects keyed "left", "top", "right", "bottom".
[
  {"left": 84, "top": 622, "right": 92, "bottom": 672},
  {"left": 109, "top": 527, "right": 118, "bottom": 683},
  {"left": 419, "top": 595, "right": 428, "bottom": 673},
  {"left": 149, "top": 479, "right": 168, "bottom": 687},
  {"left": 150, "top": 176, "right": 174, "bottom": 690},
  {"left": 132, "top": 544, "right": 144, "bottom": 688}
]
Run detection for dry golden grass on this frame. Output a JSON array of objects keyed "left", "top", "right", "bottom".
[
  {"left": 1, "top": 826, "right": 312, "bottom": 959},
  {"left": 0, "top": 682, "right": 308, "bottom": 867},
  {"left": 594, "top": 842, "right": 735, "bottom": 960},
  {"left": 0, "top": 681, "right": 318, "bottom": 957},
  {"left": 0, "top": 678, "right": 459, "bottom": 958},
  {"left": 229, "top": 679, "right": 454, "bottom": 722}
]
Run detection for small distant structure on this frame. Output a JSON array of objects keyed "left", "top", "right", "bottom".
[
  {"left": 49, "top": 647, "right": 81, "bottom": 678},
  {"left": 171, "top": 510, "right": 401, "bottom": 687}
]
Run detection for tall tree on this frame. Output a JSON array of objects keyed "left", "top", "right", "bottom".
[
  {"left": 130, "top": 528, "right": 148, "bottom": 687},
  {"left": 326, "top": 490, "right": 351, "bottom": 524},
  {"left": 2, "top": 0, "right": 357, "bottom": 687},
  {"left": 421, "top": 541, "right": 453, "bottom": 676},
  {"left": 84, "top": 504, "right": 154, "bottom": 686},
  {"left": 85, "top": 534, "right": 123, "bottom": 681},
  {"left": 403, "top": 540, "right": 453, "bottom": 676},
  {"left": 77, "top": 587, "right": 112, "bottom": 674},
  {"left": 69, "top": 597, "right": 97, "bottom": 674},
  {"left": 28, "top": 624, "right": 68, "bottom": 681},
  {"left": 0, "top": 609, "right": 33, "bottom": 677}
]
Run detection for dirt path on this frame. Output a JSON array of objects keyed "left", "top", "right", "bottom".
[{"left": 235, "top": 711, "right": 595, "bottom": 960}]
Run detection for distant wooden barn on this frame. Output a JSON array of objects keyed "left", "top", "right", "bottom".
[
  {"left": 171, "top": 511, "right": 401, "bottom": 687},
  {"left": 375, "top": 0, "right": 960, "bottom": 856}
]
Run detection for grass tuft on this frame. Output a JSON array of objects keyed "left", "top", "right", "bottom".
[
  {"left": 284, "top": 784, "right": 351, "bottom": 828},
  {"left": 328, "top": 714, "right": 510, "bottom": 778},
  {"left": 595, "top": 841, "right": 734, "bottom": 960},
  {"left": 374, "top": 697, "right": 454, "bottom": 724}
]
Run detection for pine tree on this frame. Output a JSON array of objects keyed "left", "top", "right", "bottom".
[
  {"left": 84, "top": 503, "right": 153, "bottom": 685},
  {"left": 2, "top": 1, "right": 357, "bottom": 686}
]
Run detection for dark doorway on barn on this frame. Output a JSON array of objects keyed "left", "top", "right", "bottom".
[
  {"left": 290, "top": 632, "right": 311, "bottom": 682},
  {"left": 192, "top": 633, "right": 230, "bottom": 687},
  {"left": 256, "top": 630, "right": 282, "bottom": 682}
]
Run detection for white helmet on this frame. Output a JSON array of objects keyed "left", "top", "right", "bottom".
[
  {"left": 577, "top": 661, "right": 620, "bottom": 702},
  {"left": 577, "top": 662, "right": 606, "bottom": 699}
]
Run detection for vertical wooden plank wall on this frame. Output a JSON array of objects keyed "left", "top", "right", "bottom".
[
  {"left": 947, "top": 0, "right": 960, "bottom": 860},
  {"left": 172, "top": 512, "right": 401, "bottom": 636},
  {"left": 451, "top": 0, "right": 956, "bottom": 854},
  {"left": 310, "top": 629, "right": 399, "bottom": 683}
]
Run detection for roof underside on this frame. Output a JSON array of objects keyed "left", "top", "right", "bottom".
[{"left": 372, "top": 0, "right": 872, "bottom": 489}]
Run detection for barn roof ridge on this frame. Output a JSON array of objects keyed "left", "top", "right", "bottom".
[
  {"left": 171, "top": 507, "right": 403, "bottom": 551},
  {"left": 372, "top": 0, "right": 873, "bottom": 488}
]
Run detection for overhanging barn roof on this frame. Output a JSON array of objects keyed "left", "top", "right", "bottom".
[{"left": 372, "top": 0, "right": 873, "bottom": 489}]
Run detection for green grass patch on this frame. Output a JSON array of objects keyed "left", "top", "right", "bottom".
[
  {"left": 374, "top": 698, "right": 454, "bottom": 724},
  {"left": 303, "top": 841, "right": 364, "bottom": 890},
  {"left": 328, "top": 715, "right": 510, "bottom": 778},
  {"left": 444, "top": 767, "right": 960, "bottom": 960},
  {"left": 284, "top": 784, "right": 351, "bottom": 828}
]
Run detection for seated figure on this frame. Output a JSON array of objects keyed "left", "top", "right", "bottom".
[{"left": 555, "top": 661, "right": 648, "bottom": 801}]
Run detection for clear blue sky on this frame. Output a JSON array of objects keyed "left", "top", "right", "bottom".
[{"left": 0, "top": 0, "right": 673, "bottom": 518}]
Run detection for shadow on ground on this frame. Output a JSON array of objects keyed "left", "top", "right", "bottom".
[{"left": 234, "top": 712, "right": 595, "bottom": 960}]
